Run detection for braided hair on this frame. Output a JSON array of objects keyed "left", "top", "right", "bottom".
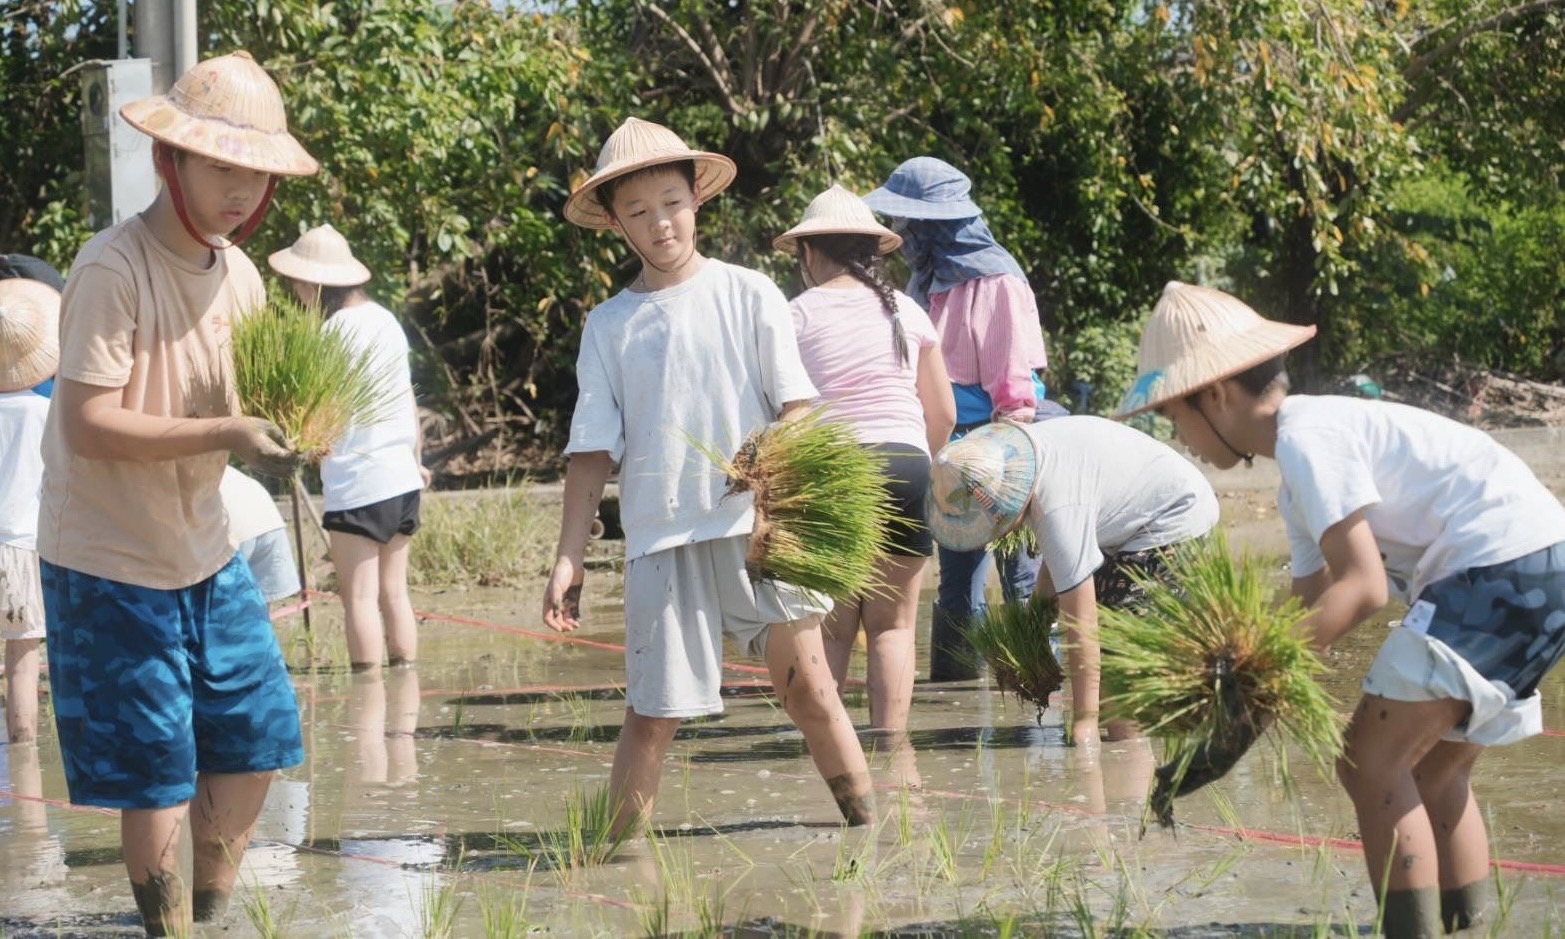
[{"left": 801, "top": 233, "right": 910, "bottom": 368}]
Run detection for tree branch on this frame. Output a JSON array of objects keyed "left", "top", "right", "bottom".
[
  {"left": 632, "top": 0, "right": 744, "bottom": 114},
  {"left": 1403, "top": 0, "right": 1565, "bottom": 83}
]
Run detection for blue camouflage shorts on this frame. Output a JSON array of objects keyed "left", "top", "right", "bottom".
[{"left": 42, "top": 553, "right": 303, "bottom": 809}]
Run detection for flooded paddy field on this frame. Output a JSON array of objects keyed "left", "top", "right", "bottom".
[{"left": 5, "top": 434, "right": 1565, "bottom": 937}]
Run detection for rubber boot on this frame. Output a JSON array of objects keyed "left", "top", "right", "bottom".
[{"left": 928, "top": 605, "right": 979, "bottom": 682}]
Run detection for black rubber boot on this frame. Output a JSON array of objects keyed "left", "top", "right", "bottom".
[{"left": 928, "top": 605, "right": 979, "bottom": 682}]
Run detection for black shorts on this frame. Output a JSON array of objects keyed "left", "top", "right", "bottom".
[
  {"left": 322, "top": 490, "right": 422, "bottom": 544},
  {"left": 872, "top": 443, "right": 934, "bottom": 558},
  {"left": 1092, "top": 547, "right": 1174, "bottom": 610}
]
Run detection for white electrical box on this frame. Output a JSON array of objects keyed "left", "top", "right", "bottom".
[{"left": 81, "top": 59, "right": 156, "bottom": 230}]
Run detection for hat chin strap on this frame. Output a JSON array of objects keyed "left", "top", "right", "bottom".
[
  {"left": 1191, "top": 398, "right": 1254, "bottom": 468},
  {"left": 154, "top": 145, "right": 278, "bottom": 251}
]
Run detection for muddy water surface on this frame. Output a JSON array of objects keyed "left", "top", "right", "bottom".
[{"left": 4, "top": 509, "right": 1565, "bottom": 935}]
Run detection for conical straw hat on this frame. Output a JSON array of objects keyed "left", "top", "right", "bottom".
[
  {"left": 120, "top": 51, "right": 318, "bottom": 177},
  {"left": 268, "top": 224, "right": 372, "bottom": 287},
  {"left": 564, "top": 117, "right": 737, "bottom": 229},
  {"left": 1114, "top": 282, "right": 1317, "bottom": 419},
  {"left": 0, "top": 279, "right": 61, "bottom": 393},
  {"left": 926, "top": 422, "right": 1038, "bottom": 552},
  {"left": 773, "top": 184, "right": 902, "bottom": 255}
]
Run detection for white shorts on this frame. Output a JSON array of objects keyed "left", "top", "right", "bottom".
[
  {"left": 1363, "top": 626, "right": 1539, "bottom": 747},
  {"left": 623, "top": 535, "right": 832, "bottom": 718},
  {"left": 0, "top": 542, "right": 45, "bottom": 641}
]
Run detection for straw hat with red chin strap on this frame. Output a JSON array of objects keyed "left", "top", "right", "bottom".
[
  {"left": 0, "top": 279, "right": 61, "bottom": 394},
  {"left": 120, "top": 51, "right": 319, "bottom": 251}
]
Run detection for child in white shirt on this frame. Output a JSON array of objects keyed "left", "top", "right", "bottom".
[
  {"left": 1118, "top": 281, "right": 1565, "bottom": 939},
  {"left": 544, "top": 118, "right": 873, "bottom": 839}
]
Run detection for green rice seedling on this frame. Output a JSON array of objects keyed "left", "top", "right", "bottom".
[
  {"left": 239, "top": 879, "right": 289, "bottom": 939},
  {"left": 831, "top": 828, "right": 877, "bottom": 883},
  {"left": 966, "top": 594, "right": 1063, "bottom": 720},
  {"left": 231, "top": 290, "right": 395, "bottom": 459},
  {"left": 417, "top": 868, "right": 465, "bottom": 939},
  {"left": 409, "top": 486, "right": 555, "bottom": 588},
  {"left": 702, "top": 408, "right": 895, "bottom": 599},
  {"left": 991, "top": 521, "right": 1038, "bottom": 559},
  {"left": 525, "top": 784, "right": 630, "bottom": 871},
  {"left": 476, "top": 877, "right": 532, "bottom": 939},
  {"left": 1097, "top": 532, "right": 1342, "bottom": 827}
]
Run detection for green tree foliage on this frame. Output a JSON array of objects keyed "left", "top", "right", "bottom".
[{"left": 1, "top": 0, "right": 1560, "bottom": 447}]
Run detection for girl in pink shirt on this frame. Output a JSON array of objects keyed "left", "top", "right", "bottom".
[
  {"left": 775, "top": 185, "right": 955, "bottom": 767},
  {"left": 864, "top": 157, "right": 1053, "bottom": 682}
]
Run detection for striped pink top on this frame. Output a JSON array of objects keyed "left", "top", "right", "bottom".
[{"left": 928, "top": 273, "right": 1048, "bottom": 415}]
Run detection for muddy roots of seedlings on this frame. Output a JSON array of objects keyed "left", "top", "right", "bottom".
[
  {"left": 713, "top": 410, "right": 895, "bottom": 600},
  {"left": 966, "top": 596, "right": 1064, "bottom": 721},
  {"left": 1097, "top": 533, "right": 1342, "bottom": 827}
]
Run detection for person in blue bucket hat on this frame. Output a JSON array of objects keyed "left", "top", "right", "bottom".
[{"left": 864, "top": 156, "right": 1058, "bottom": 681}]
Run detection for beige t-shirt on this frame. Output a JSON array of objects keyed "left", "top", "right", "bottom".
[{"left": 39, "top": 216, "right": 265, "bottom": 589}]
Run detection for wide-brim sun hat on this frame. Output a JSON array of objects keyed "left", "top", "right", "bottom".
[
  {"left": 563, "top": 117, "right": 738, "bottom": 230},
  {"left": 0, "top": 278, "right": 61, "bottom": 393},
  {"left": 268, "top": 224, "right": 372, "bottom": 287},
  {"left": 926, "top": 422, "right": 1039, "bottom": 552},
  {"left": 861, "top": 156, "right": 983, "bottom": 221},
  {"left": 773, "top": 184, "right": 902, "bottom": 256},
  {"left": 120, "top": 51, "right": 318, "bottom": 177},
  {"left": 1114, "top": 281, "right": 1317, "bottom": 419}
]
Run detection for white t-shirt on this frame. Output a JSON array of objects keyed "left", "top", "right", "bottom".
[
  {"left": 320, "top": 300, "right": 423, "bottom": 512},
  {"left": 1022, "top": 416, "right": 1219, "bottom": 594},
  {"left": 790, "top": 285, "right": 938, "bottom": 452},
  {"left": 220, "top": 466, "right": 286, "bottom": 547},
  {"left": 0, "top": 390, "right": 49, "bottom": 550},
  {"left": 566, "top": 259, "right": 817, "bottom": 561},
  {"left": 1276, "top": 395, "right": 1565, "bottom": 602}
]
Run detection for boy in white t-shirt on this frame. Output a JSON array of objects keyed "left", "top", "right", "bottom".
[
  {"left": 927, "top": 416, "right": 1219, "bottom": 748},
  {"left": 544, "top": 118, "right": 873, "bottom": 838},
  {"left": 1117, "top": 281, "right": 1565, "bottom": 939},
  {"left": 0, "top": 273, "right": 59, "bottom": 745}
]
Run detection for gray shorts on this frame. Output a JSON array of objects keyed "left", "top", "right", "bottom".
[
  {"left": 1364, "top": 540, "right": 1565, "bottom": 746},
  {"left": 623, "top": 535, "right": 832, "bottom": 718},
  {"left": 239, "top": 528, "right": 302, "bottom": 603},
  {"left": 1, "top": 542, "right": 45, "bottom": 640}
]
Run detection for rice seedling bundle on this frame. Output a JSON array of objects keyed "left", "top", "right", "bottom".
[
  {"left": 709, "top": 409, "right": 894, "bottom": 599},
  {"left": 1096, "top": 532, "right": 1342, "bottom": 827},
  {"left": 967, "top": 594, "right": 1063, "bottom": 719},
  {"left": 990, "top": 521, "right": 1039, "bottom": 559},
  {"left": 231, "top": 291, "right": 395, "bottom": 459}
]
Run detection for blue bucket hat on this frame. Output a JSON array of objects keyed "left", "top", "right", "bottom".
[
  {"left": 926, "top": 422, "right": 1039, "bottom": 551},
  {"left": 862, "top": 157, "right": 983, "bottom": 221}
]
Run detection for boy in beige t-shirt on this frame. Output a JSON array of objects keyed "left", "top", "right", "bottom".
[{"left": 39, "top": 52, "right": 316, "bottom": 936}]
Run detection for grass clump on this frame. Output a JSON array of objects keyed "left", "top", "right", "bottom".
[
  {"left": 967, "top": 595, "right": 1063, "bottom": 720},
  {"left": 1097, "top": 533, "right": 1342, "bottom": 827},
  {"left": 708, "top": 408, "right": 894, "bottom": 599},
  {"left": 409, "top": 486, "right": 554, "bottom": 587},
  {"left": 232, "top": 290, "right": 394, "bottom": 458}
]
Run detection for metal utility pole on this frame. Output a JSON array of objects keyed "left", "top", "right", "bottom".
[{"left": 132, "top": 0, "right": 197, "bottom": 93}]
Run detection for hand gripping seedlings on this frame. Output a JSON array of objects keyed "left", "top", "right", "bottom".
[
  {"left": 231, "top": 290, "right": 395, "bottom": 459},
  {"left": 1097, "top": 533, "right": 1342, "bottom": 828},
  {"left": 708, "top": 409, "right": 895, "bottom": 600}
]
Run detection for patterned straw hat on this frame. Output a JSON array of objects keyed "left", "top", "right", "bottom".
[
  {"left": 120, "top": 51, "right": 318, "bottom": 177},
  {"left": 564, "top": 117, "right": 737, "bottom": 230},
  {"left": 926, "top": 422, "right": 1039, "bottom": 552},
  {"left": 862, "top": 157, "right": 983, "bottom": 221},
  {"left": 0, "top": 279, "right": 61, "bottom": 393},
  {"left": 773, "top": 184, "right": 902, "bottom": 256},
  {"left": 268, "top": 224, "right": 372, "bottom": 287},
  {"left": 1115, "top": 282, "right": 1317, "bottom": 419}
]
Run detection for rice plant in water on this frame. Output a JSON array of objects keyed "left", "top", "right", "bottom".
[
  {"left": 966, "top": 594, "right": 1063, "bottom": 720},
  {"left": 1096, "top": 532, "right": 1342, "bottom": 827},
  {"left": 705, "top": 408, "right": 894, "bottom": 599},
  {"left": 231, "top": 290, "right": 394, "bottom": 459}
]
